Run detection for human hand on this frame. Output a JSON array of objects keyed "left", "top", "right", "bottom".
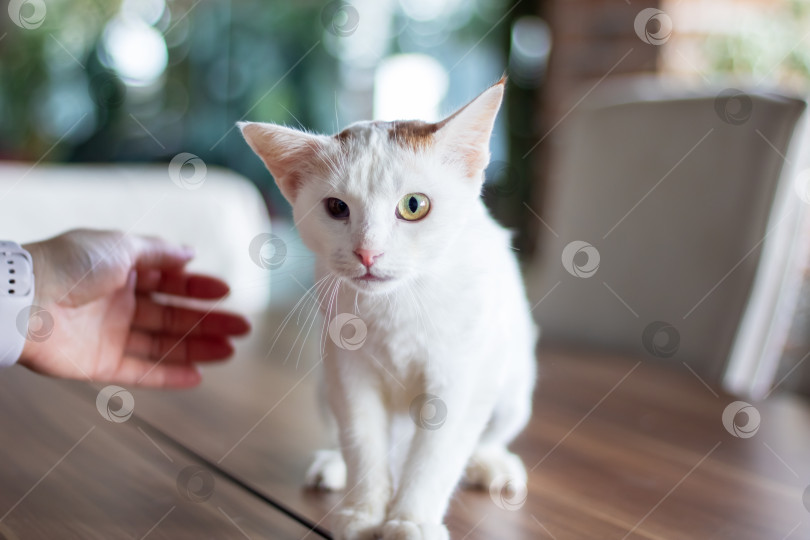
[{"left": 18, "top": 229, "right": 250, "bottom": 388}]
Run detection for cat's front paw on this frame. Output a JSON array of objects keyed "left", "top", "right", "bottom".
[
  {"left": 463, "top": 447, "right": 527, "bottom": 491},
  {"left": 305, "top": 449, "right": 347, "bottom": 491},
  {"left": 332, "top": 507, "right": 382, "bottom": 540},
  {"left": 381, "top": 519, "right": 449, "bottom": 540}
]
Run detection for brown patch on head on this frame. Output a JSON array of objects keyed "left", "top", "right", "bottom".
[
  {"left": 387, "top": 120, "right": 440, "bottom": 151},
  {"left": 335, "top": 128, "right": 354, "bottom": 145}
]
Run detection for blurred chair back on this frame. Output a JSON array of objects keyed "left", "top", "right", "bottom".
[
  {"left": 0, "top": 163, "right": 272, "bottom": 313},
  {"left": 529, "top": 78, "right": 807, "bottom": 385}
]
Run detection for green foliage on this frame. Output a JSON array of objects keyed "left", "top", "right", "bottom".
[{"left": 703, "top": 0, "right": 810, "bottom": 89}]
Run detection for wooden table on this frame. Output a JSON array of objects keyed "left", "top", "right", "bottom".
[{"left": 1, "top": 313, "right": 809, "bottom": 539}]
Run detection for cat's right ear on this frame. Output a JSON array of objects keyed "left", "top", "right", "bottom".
[{"left": 238, "top": 122, "right": 336, "bottom": 204}]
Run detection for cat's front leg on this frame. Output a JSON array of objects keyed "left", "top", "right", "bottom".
[
  {"left": 325, "top": 355, "right": 392, "bottom": 540},
  {"left": 382, "top": 395, "right": 490, "bottom": 540}
]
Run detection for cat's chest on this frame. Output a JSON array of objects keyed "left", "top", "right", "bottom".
[
  {"left": 335, "top": 286, "right": 454, "bottom": 365},
  {"left": 325, "top": 275, "right": 489, "bottom": 375},
  {"left": 361, "top": 296, "right": 434, "bottom": 358}
]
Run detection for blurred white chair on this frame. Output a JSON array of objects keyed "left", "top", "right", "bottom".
[
  {"left": 527, "top": 77, "right": 807, "bottom": 394},
  {"left": 0, "top": 162, "right": 272, "bottom": 313}
]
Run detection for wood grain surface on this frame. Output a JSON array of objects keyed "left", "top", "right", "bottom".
[
  {"left": 0, "top": 366, "right": 318, "bottom": 540},
  {"left": 1, "top": 307, "right": 809, "bottom": 539}
]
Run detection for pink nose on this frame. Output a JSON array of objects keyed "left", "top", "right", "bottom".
[{"left": 354, "top": 248, "right": 383, "bottom": 268}]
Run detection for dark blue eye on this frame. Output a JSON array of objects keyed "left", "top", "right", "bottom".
[{"left": 325, "top": 197, "right": 350, "bottom": 219}]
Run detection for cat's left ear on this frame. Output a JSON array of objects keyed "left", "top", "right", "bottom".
[
  {"left": 434, "top": 77, "right": 505, "bottom": 180},
  {"left": 238, "top": 121, "right": 338, "bottom": 204}
]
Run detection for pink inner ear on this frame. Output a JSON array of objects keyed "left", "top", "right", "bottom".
[
  {"left": 241, "top": 122, "right": 335, "bottom": 203},
  {"left": 457, "top": 136, "right": 491, "bottom": 178},
  {"left": 282, "top": 170, "right": 305, "bottom": 200},
  {"left": 266, "top": 142, "right": 315, "bottom": 199},
  {"left": 438, "top": 122, "right": 495, "bottom": 179},
  {"left": 435, "top": 82, "right": 503, "bottom": 179}
]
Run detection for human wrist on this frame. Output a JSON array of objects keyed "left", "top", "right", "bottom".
[
  {"left": 18, "top": 242, "right": 46, "bottom": 365},
  {"left": 0, "top": 241, "right": 36, "bottom": 367}
]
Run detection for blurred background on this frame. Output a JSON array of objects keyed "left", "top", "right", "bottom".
[
  {"left": 0, "top": 0, "right": 537, "bottom": 228},
  {"left": 1, "top": 0, "right": 809, "bottom": 397},
  {"left": 3, "top": 0, "right": 810, "bottom": 238}
]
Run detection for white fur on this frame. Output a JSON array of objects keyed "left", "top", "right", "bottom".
[{"left": 241, "top": 81, "right": 537, "bottom": 540}]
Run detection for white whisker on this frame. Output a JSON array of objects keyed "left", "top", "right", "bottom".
[
  {"left": 265, "top": 274, "right": 331, "bottom": 361},
  {"left": 320, "top": 275, "right": 342, "bottom": 357},
  {"left": 284, "top": 275, "right": 335, "bottom": 365}
]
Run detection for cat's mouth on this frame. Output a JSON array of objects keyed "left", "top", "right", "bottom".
[
  {"left": 345, "top": 270, "right": 398, "bottom": 293},
  {"left": 353, "top": 271, "right": 391, "bottom": 283}
]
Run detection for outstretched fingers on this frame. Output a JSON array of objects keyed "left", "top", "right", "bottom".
[
  {"left": 136, "top": 269, "right": 231, "bottom": 299},
  {"left": 125, "top": 330, "right": 235, "bottom": 365},
  {"left": 132, "top": 296, "right": 250, "bottom": 337}
]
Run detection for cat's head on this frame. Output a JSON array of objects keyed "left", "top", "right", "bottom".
[{"left": 239, "top": 78, "right": 504, "bottom": 295}]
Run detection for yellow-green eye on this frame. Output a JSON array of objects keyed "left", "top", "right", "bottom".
[{"left": 396, "top": 193, "right": 430, "bottom": 221}]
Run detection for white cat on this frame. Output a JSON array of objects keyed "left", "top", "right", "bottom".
[{"left": 240, "top": 78, "right": 537, "bottom": 540}]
